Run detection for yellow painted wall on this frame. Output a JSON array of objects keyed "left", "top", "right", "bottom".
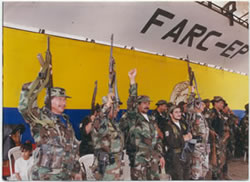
[{"left": 3, "top": 27, "right": 249, "bottom": 110}]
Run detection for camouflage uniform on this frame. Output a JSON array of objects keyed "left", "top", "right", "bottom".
[
  {"left": 91, "top": 104, "right": 124, "bottom": 180},
  {"left": 127, "top": 84, "right": 163, "bottom": 180},
  {"left": 240, "top": 112, "right": 248, "bottom": 157},
  {"left": 18, "top": 70, "right": 80, "bottom": 180},
  {"left": 209, "top": 108, "right": 230, "bottom": 180},
  {"left": 187, "top": 94, "right": 210, "bottom": 180}
]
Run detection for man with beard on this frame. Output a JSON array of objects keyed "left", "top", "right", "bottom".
[
  {"left": 163, "top": 105, "right": 192, "bottom": 180},
  {"left": 152, "top": 100, "right": 168, "bottom": 139},
  {"left": 126, "top": 68, "right": 165, "bottom": 180}
]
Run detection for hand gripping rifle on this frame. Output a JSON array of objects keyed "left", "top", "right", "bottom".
[
  {"left": 37, "top": 36, "right": 53, "bottom": 110},
  {"left": 108, "top": 34, "right": 122, "bottom": 120}
]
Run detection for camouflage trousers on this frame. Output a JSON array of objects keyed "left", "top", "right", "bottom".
[
  {"left": 31, "top": 166, "right": 72, "bottom": 180},
  {"left": 93, "top": 154, "right": 123, "bottom": 180},
  {"left": 191, "top": 149, "right": 209, "bottom": 179},
  {"left": 131, "top": 156, "right": 160, "bottom": 180}
]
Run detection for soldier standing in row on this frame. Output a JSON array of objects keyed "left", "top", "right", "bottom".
[
  {"left": 187, "top": 89, "right": 210, "bottom": 180},
  {"left": 151, "top": 100, "right": 168, "bottom": 139},
  {"left": 164, "top": 105, "right": 192, "bottom": 180},
  {"left": 91, "top": 93, "right": 124, "bottom": 180},
  {"left": 126, "top": 68, "right": 165, "bottom": 180},
  {"left": 209, "top": 96, "right": 231, "bottom": 180},
  {"left": 18, "top": 62, "right": 82, "bottom": 180},
  {"left": 240, "top": 103, "right": 248, "bottom": 160}
]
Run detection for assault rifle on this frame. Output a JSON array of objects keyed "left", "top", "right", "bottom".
[
  {"left": 37, "top": 36, "right": 53, "bottom": 110},
  {"left": 180, "top": 56, "right": 202, "bottom": 162},
  {"left": 91, "top": 80, "right": 98, "bottom": 115},
  {"left": 108, "top": 34, "right": 122, "bottom": 116},
  {"left": 186, "top": 55, "right": 200, "bottom": 99}
]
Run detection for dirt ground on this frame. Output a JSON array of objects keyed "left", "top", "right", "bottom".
[
  {"left": 205, "top": 157, "right": 249, "bottom": 180},
  {"left": 228, "top": 157, "right": 248, "bottom": 180}
]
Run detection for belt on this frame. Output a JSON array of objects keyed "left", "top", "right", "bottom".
[{"left": 173, "top": 148, "right": 181, "bottom": 153}]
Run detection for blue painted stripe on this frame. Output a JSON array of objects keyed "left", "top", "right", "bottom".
[
  {"left": 3, "top": 107, "right": 126, "bottom": 142},
  {"left": 3, "top": 107, "right": 245, "bottom": 143}
]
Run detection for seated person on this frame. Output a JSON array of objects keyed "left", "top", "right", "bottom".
[{"left": 15, "top": 142, "right": 34, "bottom": 180}]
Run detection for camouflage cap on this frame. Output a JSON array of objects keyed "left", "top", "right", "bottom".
[
  {"left": 156, "top": 100, "right": 168, "bottom": 106},
  {"left": 211, "top": 96, "right": 224, "bottom": 103},
  {"left": 50, "top": 87, "right": 71, "bottom": 98},
  {"left": 137, "top": 95, "right": 151, "bottom": 103}
]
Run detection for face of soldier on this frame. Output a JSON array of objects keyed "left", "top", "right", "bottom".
[
  {"left": 223, "top": 106, "right": 229, "bottom": 114},
  {"left": 215, "top": 100, "right": 224, "bottom": 111},
  {"left": 205, "top": 102, "right": 210, "bottom": 109},
  {"left": 51, "top": 96, "right": 67, "bottom": 114},
  {"left": 170, "top": 108, "right": 182, "bottom": 121},
  {"left": 158, "top": 104, "right": 167, "bottom": 113},
  {"left": 108, "top": 105, "right": 120, "bottom": 119},
  {"left": 183, "top": 104, "right": 187, "bottom": 113},
  {"left": 138, "top": 101, "right": 150, "bottom": 114}
]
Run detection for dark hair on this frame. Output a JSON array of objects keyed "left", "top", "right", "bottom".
[
  {"left": 166, "top": 102, "right": 174, "bottom": 108},
  {"left": 21, "top": 141, "right": 33, "bottom": 152},
  {"left": 178, "top": 101, "right": 186, "bottom": 112},
  {"left": 245, "top": 103, "right": 249, "bottom": 113}
]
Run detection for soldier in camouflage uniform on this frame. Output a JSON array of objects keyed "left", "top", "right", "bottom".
[
  {"left": 91, "top": 93, "right": 124, "bottom": 180},
  {"left": 186, "top": 90, "right": 210, "bottom": 180},
  {"left": 209, "top": 96, "right": 231, "bottom": 180},
  {"left": 18, "top": 63, "right": 82, "bottom": 180},
  {"left": 126, "top": 68, "right": 165, "bottom": 180},
  {"left": 240, "top": 103, "right": 248, "bottom": 159}
]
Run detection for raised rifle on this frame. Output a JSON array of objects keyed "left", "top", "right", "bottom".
[
  {"left": 108, "top": 34, "right": 122, "bottom": 117},
  {"left": 186, "top": 55, "right": 200, "bottom": 100},
  {"left": 91, "top": 80, "right": 99, "bottom": 115},
  {"left": 180, "top": 56, "right": 202, "bottom": 162},
  {"left": 37, "top": 36, "right": 53, "bottom": 110}
]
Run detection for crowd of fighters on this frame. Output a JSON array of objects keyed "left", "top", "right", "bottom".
[{"left": 17, "top": 58, "right": 248, "bottom": 180}]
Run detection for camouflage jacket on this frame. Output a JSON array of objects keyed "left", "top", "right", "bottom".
[
  {"left": 91, "top": 104, "right": 124, "bottom": 154},
  {"left": 18, "top": 70, "right": 80, "bottom": 175},
  {"left": 126, "top": 84, "right": 163, "bottom": 162},
  {"left": 187, "top": 93, "right": 209, "bottom": 145}
]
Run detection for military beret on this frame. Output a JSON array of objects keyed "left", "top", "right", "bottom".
[
  {"left": 156, "top": 100, "right": 168, "bottom": 106},
  {"left": 137, "top": 95, "right": 151, "bottom": 103},
  {"left": 50, "top": 87, "right": 71, "bottom": 98},
  {"left": 211, "top": 96, "right": 224, "bottom": 103}
]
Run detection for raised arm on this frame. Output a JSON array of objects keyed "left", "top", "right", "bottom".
[
  {"left": 127, "top": 69, "right": 138, "bottom": 113},
  {"left": 18, "top": 62, "right": 51, "bottom": 124}
]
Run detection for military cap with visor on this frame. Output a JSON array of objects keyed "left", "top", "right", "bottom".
[
  {"left": 50, "top": 87, "right": 71, "bottom": 98},
  {"left": 156, "top": 100, "right": 168, "bottom": 106},
  {"left": 137, "top": 95, "right": 151, "bottom": 103}
]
